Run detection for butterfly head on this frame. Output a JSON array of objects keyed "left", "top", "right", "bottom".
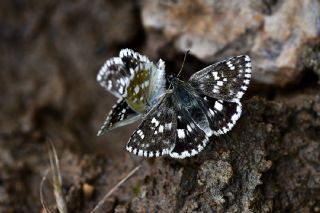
[{"left": 170, "top": 76, "right": 181, "bottom": 87}]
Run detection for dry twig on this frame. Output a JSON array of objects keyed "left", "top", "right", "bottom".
[{"left": 90, "top": 165, "right": 142, "bottom": 213}]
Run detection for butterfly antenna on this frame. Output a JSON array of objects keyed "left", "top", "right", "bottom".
[{"left": 177, "top": 50, "right": 190, "bottom": 78}]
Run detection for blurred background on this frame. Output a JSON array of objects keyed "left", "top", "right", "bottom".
[{"left": 0, "top": 0, "right": 319, "bottom": 212}]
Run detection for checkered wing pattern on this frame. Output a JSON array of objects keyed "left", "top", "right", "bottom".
[
  {"left": 189, "top": 55, "right": 251, "bottom": 101},
  {"left": 97, "top": 98, "right": 142, "bottom": 136},
  {"left": 199, "top": 95, "right": 242, "bottom": 136},
  {"left": 126, "top": 94, "right": 177, "bottom": 157},
  {"left": 169, "top": 110, "right": 209, "bottom": 159},
  {"left": 126, "top": 61, "right": 166, "bottom": 113},
  {"left": 97, "top": 50, "right": 252, "bottom": 159},
  {"left": 97, "top": 49, "right": 150, "bottom": 98}
]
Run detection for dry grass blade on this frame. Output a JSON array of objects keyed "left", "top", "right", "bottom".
[
  {"left": 40, "top": 169, "right": 51, "bottom": 213},
  {"left": 39, "top": 141, "right": 68, "bottom": 213},
  {"left": 90, "top": 165, "right": 142, "bottom": 213},
  {"left": 48, "top": 141, "right": 68, "bottom": 213}
]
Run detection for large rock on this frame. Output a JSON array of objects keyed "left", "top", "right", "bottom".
[
  {"left": 127, "top": 94, "right": 320, "bottom": 212},
  {"left": 142, "top": 0, "right": 320, "bottom": 86}
]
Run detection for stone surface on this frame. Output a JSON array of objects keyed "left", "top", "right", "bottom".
[
  {"left": 125, "top": 94, "right": 320, "bottom": 213},
  {"left": 299, "top": 42, "right": 320, "bottom": 83},
  {"left": 142, "top": 0, "right": 320, "bottom": 86}
]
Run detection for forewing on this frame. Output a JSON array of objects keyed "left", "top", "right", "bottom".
[
  {"left": 200, "top": 95, "right": 242, "bottom": 136},
  {"left": 119, "top": 48, "right": 149, "bottom": 70},
  {"left": 126, "top": 94, "right": 177, "bottom": 157},
  {"left": 97, "top": 98, "right": 142, "bottom": 136},
  {"left": 169, "top": 110, "right": 209, "bottom": 159},
  {"left": 189, "top": 55, "right": 251, "bottom": 101},
  {"left": 147, "top": 59, "right": 166, "bottom": 107},
  {"left": 96, "top": 49, "right": 150, "bottom": 98}
]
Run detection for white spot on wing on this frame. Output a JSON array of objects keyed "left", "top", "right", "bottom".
[
  {"left": 127, "top": 146, "right": 133, "bottom": 152},
  {"left": 191, "top": 149, "right": 198, "bottom": 155},
  {"left": 165, "top": 123, "right": 172, "bottom": 130},
  {"left": 227, "top": 61, "right": 235, "bottom": 70},
  {"left": 241, "top": 85, "right": 248, "bottom": 91},
  {"left": 217, "top": 81, "right": 224, "bottom": 86},
  {"left": 214, "top": 101, "right": 223, "bottom": 111},
  {"left": 151, "top": 118, "right": 160, "bottom": 126},
  {"left": 159, "top": 125, "right": 164, "bottom": 133},
  {"left": 177, "top": 129, "right": 185, "bottom": 138},
  {"left": 209, "top": 108, "right": 215, "bottom": 116},
  {"left": 170, "top": 151, "right": 190, "bottom": 159},
  {"left": 237, "top": 91, "right": 244, "bottom": 98},
  {"left": 134, "top": 85, "right": 140, "bottom": 94},
  {"left": 245, "top": 73, "right": 251, "bottom": 78}
]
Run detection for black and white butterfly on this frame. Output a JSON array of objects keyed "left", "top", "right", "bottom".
[{"left": 97, "top": 49, "right": 251, "bottom": 159}]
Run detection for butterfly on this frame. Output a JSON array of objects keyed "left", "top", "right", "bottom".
[{"left": 97, "top": 49, "right": 251, "bottom": 159}]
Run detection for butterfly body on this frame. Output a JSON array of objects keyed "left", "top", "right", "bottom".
[
  {"left": 171, "top": 78, "right": 196, "bottom": 108},
  {"left": 97, "top": 49, "right": 251, "bottom": 159}
]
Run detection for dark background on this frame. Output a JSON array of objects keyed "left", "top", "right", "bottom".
[{"left": 0, "top": 0, "right": 319, "bottom": 212}]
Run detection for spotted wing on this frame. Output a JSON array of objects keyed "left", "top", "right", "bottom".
[
  {"left": 126, "top": 61, "right": 166, "bottom": 113},
  {"left": 189, "top": 55, "right": 251, "bottom": 101},
  {"left": 199, "top": 94, "right": 242, "bottom": 136},
  {"left": 97, "top": 49, "right": 149, "bottom": 98},
  {"left": 97, "top": 98, "right": 142, "bottom": 136},
  {"left": 169, "top": 110, "right": 209, "bottom": 159},
  {"left": 126, "top": 94, "right": 177, "bottom": 157}
]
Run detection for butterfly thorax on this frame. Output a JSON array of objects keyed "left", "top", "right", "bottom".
[{"left": 171, "top": 78, "right": 199, "bottom": 109}]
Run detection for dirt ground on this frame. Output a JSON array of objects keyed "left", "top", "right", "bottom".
[{"left": 0, "top": 1, "right": 319, "bottom": 213}]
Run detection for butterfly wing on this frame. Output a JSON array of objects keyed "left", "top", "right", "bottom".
[
  {"left": 97, "top": 98, "right": 143, "bottom": 136},
  {"left": 169, "top": 109, "right": 209, "bottom": 159},
  {"left": 97, "top": 49, "right": 161, "bottom": 134},
  {"left": 198, "top": 95, "right": 242, "bottom": 136},
  {"left": 126, "top": 60, "right": 166, "bottom": 113},
  {"left": 97, "top": 49, "right": 150, "bottom": 98},
  {"left": 126, "top": 94, "right": 177, "bottom": 157},
  {"left": 189, "top": 55, "right": 252, "bottom": 101},
  {"left": 168, "top": 86, "right": 242, "bottom": 159},
  {"left": 147, "top": 59, "right": 166, "bottom": 108}
]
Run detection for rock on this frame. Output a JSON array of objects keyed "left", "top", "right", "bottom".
[
  {"left": 142, "top": 0, "right": 320, "bottom": 86},
  {"left": 299, "top": 42, "right": 320, "bottom": 84},
  {"left": 127, "top": 94, "right": 320, "bottom": 212}
]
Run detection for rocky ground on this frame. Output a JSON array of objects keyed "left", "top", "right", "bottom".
[{"left": 0, "top": 0, "right": 319, "bottom": 212}]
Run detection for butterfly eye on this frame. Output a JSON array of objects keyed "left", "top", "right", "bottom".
[{"left": 167, "top": 74, "right": 174, "bottom": 82}]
